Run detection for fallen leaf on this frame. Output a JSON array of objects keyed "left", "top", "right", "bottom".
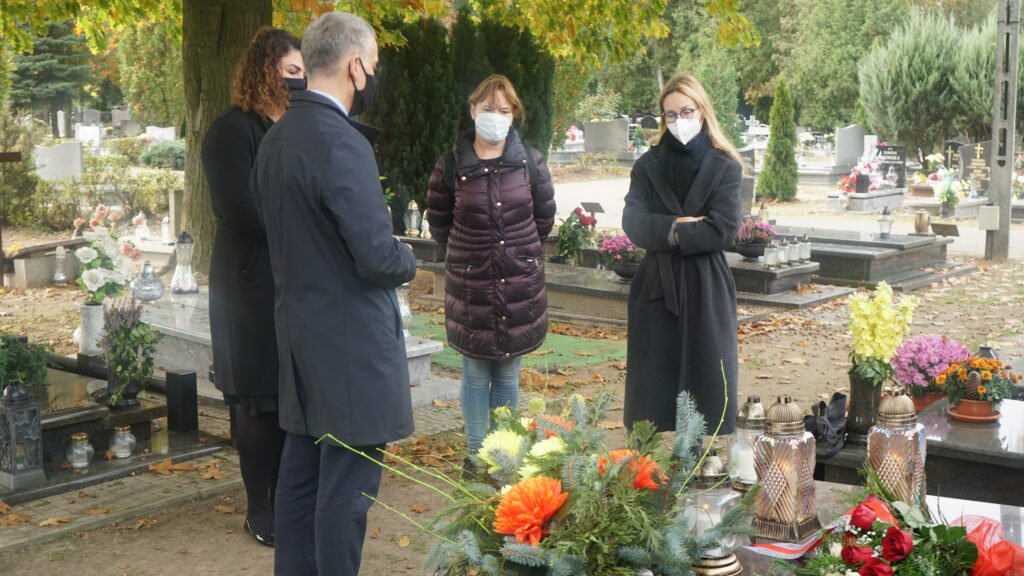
[
  {"left": 171, "top": 462, "right": 198, "bottom": 472},
  {"left": 432, "top": 399, "right": 457, "bottom": 409},
  {"left": 591, "top": 373, "right": 605, "bottom": 383},
  {"left": 370, "top": 527, "right": 383, "bottom": 539},
  {"left": 0, "top": 500, "right": 10, "bottom": 515},
  {"left": 38, "top": 516, "right": 71, "bottom": 527},
  {"left": 104, "top": 450, "right": 114, "bottom": 460},
  {"left": 397, "top": 535, "right": 410, "bottom": 548},
  {"left": 756, "top": 374, "right": 772, "bottom": 380},
  {"left": 555, "top": 368, "right": 577, "bottom": 376},
  {"left": 574, "top": 351, "right": 594, "bottom": 357},
  {"left": 199, "top": 464, "right": 225, "bottom": 480},
  {"left": 784, "top": 357, "right": 807, "bottom": 365},
  {"left": 129, "top": 519, "right": 156, "bottom": 530},
  {"left": 148, "top": 459, "right": 176, "bottom": 476},
  {"left": 213, "top": 505, "right": 236, "bottom": 514},
  {"left": 598, "top": 420, "right": 624, "bottom": 430},
  {"left": 611, "top": 361, "right": 627, "bottom": 371},
  {"left": 409, "top": 502, "right": 429, "bottom": 514},
  {"left": 0, "top": 513, "right": 31, "bottom": 526},
  {"left": 86, "top": 508, "right": 112, "bottom": 516},
  {"left": 529, "top": 348, "right": 553, "bottom": 356}
]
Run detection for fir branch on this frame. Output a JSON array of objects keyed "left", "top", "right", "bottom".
[{"left": 500, "top": 541, "right": 549, "bottom": 567}]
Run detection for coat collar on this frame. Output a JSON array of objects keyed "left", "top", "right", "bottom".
[
  {"left": 453, "top": 128, "right": 528, "bottom": 171},
  {"left": 288, "top": 90, "right": 380, "bottom": 145},
  {"left": 642, "top": 144, "right": 729, "bottom": 215}
]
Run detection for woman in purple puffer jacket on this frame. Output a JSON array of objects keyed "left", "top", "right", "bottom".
[{"left": 425, "top": 75, "right": 556, "bottom": 474}]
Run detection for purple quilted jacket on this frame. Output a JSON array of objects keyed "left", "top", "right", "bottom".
[{"left": 426, "top": 130, "right": 556, "bottom": 360}]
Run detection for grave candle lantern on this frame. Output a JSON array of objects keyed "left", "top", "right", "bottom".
[
  {"left": 763, "top": 244, "right": 778, "bottom": 270},
  {"left": 681, "top": 448, "right": 743, "bottom": 576},
  {"left": 0, "top": 381, "right": 45, "bottom": 490},
  {"left": 728, "top": 395, "right": 765, "bottom": 491},
  {"left": 752, "top": 395, "right": 821, "bottom": 543},
  {"left": 800, "top": 234, "right": 812, "bottom": 262},
  {"left": 397, "top": 282, "right": 413, "bottom": 339},
  {"left": 878, "top": 207, "right": 894, "bottom": 238},
  {"left": 170, "top": 231, "right": 199, "bottom": 294},
  {"left": 132, "top": 260, "right": 165, "bottom": 302},
  {"left": 53, "top": 245, "right": 67, "bottom": 284},
  {"left": 867, "top": 391, "right": 926, "bottom": 508},
  {"left": 404, "top": 200, "right": 422, "bottom": 238}
]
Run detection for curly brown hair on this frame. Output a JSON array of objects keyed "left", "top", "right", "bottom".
[{"left": 232, "top": 27, "right": 301, "bottom": 120}]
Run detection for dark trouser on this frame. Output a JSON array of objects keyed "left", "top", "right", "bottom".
[
  {"left": 274, "top": 433, "right": 384, "bottom": 576},
  {"left": 229, "top": 407, "right": 286, "bottom": 535}
]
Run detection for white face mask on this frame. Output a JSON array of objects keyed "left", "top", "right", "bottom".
[
  {"left": 474, "top": 112, "right": 512, "bottom": 144},
  {"left": 668, "top": 117, "right": 702, "bottom": 145}
]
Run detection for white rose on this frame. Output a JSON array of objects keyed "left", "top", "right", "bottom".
[
  {"left": 75, "top": 246, "right": 98, "bottom": 264},
  {"left": 81, "top": 268, "right": 106, "bottom": 292},
  {"left": 99, "top": 238, "right": 120, "bottom": 261}
]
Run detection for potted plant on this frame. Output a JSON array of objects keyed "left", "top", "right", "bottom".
[
  {"left": 891, "top": 335, "right": 970, "bottom": 412},
  {"left": 553, "top": 208, "right": 594, "bottom": 266},
  {"left": 733, "top": 219, "right": 776, "bottom": 260},
  {"left": 847, "top": 281, "right": 917, "bottom": 442},
  {"left": 73, "top": 205, "right": 142, "bottom": 356},
  {"left": 0, "top": 334, "right": 51, "bottom": 390},
  {"left": 937, "top": 174, "right": 961, "bottom": 218},
  {"left": 936, "top": 356, "right": 1019, "bottom": 422},
  {"left": 598, "top": 233, "right": 644, "bottom": 279},
  {"left": 100, "top": 299, "right": 162, "bottom": 409}
]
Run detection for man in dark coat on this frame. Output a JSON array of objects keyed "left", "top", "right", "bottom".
[{"left": 251, "top": 12, "right": 417, "bottom": 576}]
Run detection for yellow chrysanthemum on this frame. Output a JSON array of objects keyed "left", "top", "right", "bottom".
[
  {"left": 936, "top": 374, "right": 947, "bottom": 386},
  {"left": 478, "top": 430, "right": 525, "bottom": 475},
  {"left": 981, "top": 371, "right": 992, "bottom": 381},
  {"left": 519, "top": 437, "right": 566, "bottom": 480}
]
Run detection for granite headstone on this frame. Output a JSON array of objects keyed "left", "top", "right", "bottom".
[
  {"left": 834, "top": 125, "right": 866, "bottom": 169},
  {"left": 738, "top": 146, "right": 756, "bottom": 217},
  {"left": 877, "top": 144, "right": 907, "bottom": 188},
  {"left": 145, "top": 126, "right": 177, "bottom": 142},
  {"left": 81, "top": 108, "right": 101, "bottom": 125},
  {"left": 944, "top": 138, "right": 968, "bottom": 172},
  {"left": 34, "top": 141, "right": 84, "bottom": 181},
  {"left": 73, "top": 124, "right": 102, "bottom": 149},
  {"left": 959, "top": 141, "right": 992, "bottom": 195}
]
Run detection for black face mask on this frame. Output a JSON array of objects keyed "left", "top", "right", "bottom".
[
  {"left": 285, "top": 76, "right": 307, "bottom": 91},
  {"left": 349, "top": 58, "right": 377, "bottom": 117}
]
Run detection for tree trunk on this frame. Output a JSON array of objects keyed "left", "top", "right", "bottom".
[
  {"left": 182, "top": 0, "right": 271, "bottom": 276},
  {"left": 49, "top": 104, "right": 59, "bottom": 140}
]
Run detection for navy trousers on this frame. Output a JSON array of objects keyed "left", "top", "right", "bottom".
[{"left": 274, "top": 433, "right": 384, "bottom": 575}]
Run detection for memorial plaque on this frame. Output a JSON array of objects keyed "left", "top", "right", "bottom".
[
  {"left": 959, "top": 141, "right": 991, "bottom": 195},
  {"left": 876, "top": 144, "right": 907, "bottom": 188},
  {"left": 944, "top": 138, "right": 967, "bottom": 172}
]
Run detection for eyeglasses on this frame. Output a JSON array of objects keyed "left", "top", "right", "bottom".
[{"left": 663, "top": 107, "right": 698, "bottom": 122}]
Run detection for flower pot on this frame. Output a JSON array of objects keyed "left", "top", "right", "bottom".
[
  {"left": 847, "top": 369, "right": 882, "bottom": 445},
  {"left": 911, "top": 391, "right": 944, "bottom": 413},
  {"left": 734, "top": 243, "right": 767, "bottom": 261},
  {"left": 855, "top": 175, "right": 870, "bottom": 194},
  {"left": 107, "top": 371, "right": 142, "bottom": 410},
  {"left": 948, "top": 398, "right": 1000, "bottom": 423},
  {"left": 940, "top": 203, "right": 952, "bottom": 218},
  {"left": 77, "top": 302, "right": 105, "bottom": 356},
  {"left": 611, "top": 262, "right": 639, "bottom": 280}
]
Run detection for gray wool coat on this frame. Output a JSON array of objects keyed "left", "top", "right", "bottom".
[{"left": 622, "top": 144, "right": 742, "bottom": 434}]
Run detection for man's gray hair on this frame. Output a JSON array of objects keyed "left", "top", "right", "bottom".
[{"left": 303, "top": 12, "right": 376, "bottom": 79}]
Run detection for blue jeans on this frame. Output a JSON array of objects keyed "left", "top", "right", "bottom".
[{"left": 461, "top": 355, "right": 522, "bottom": 453}]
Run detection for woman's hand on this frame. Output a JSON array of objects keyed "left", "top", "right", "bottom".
[{"left": 675, "top": 216, "right": 705, "bottom": 224}]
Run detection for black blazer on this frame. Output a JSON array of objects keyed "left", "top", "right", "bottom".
[
  {"left": 202, "top": 106, "right": 278, "bottom": 399},
  {"left": 252, "top": 91, "right": 418, "bottom": 444}
]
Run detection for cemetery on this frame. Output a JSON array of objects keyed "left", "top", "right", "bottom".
[{"left": 3, "top": 1, "right": 1024, "bottom": 575}]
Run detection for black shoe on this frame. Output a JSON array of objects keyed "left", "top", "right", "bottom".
[
  {"left": 245, "top": 518, "right": 275, "bottom": 547},
  {"left": 460, "top": 457, "right": 480, "bottom": 482}
]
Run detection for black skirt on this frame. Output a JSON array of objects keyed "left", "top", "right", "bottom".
[{"left": 223, "top": 393, "right": 278, "bottom": 417}]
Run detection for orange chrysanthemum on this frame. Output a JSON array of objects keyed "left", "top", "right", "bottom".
[
  {"left": 958, "top": 368, "right": 969, "bottom": 381},
  {"left": 978, "top": 385, "right": 988, "bottom": 395},
  {"left": 597, "top": 449, "right": 662, "bottom": 490},
  {"left": 982, "top": 371, "right": 992, "bottom": 381},
  {"left": 493, "top": 477, "right": 568, "bottom": 545}
]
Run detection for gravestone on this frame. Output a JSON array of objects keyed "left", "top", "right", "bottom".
[
  {"left": 56, "top": 110, "right": 66, "bottom": 138},
  {"left": 34, "top": 141, "right": 83, "bottom": 181},
  {"left": 582, "top": 119, "right": 629, "bottom": 153},
  {"left": 81, "top": 108, "right": 101, "bottom": 125},
  {"left": 834, "top": 124, "right": 866, "bottom": 169},
  {"left": 111, "top": 109, "right": 131, "bottom": 125},
  {"left": 738, "top": 146, "right": 756, "bottom": 218},
  {"left": 639, "top": 114, "right": 660, "bottom": 130},
  {"left": 73, "top": 124, "right": 102, "bottom": 149},
  {"left": 120, "top": 121, "right": 142, "bottom": 138},
  {"left": 863, "top": 135, "right": 879, "bottom": 160},
  {"left": 145, "top": 126, "right": 177, "bottom": 142},
  {"left": 876, "top": 144, "right": 907, "bottom": 188},
  {"left": 944, "top": 138, "right": 968, "bottom": 172},
  {"left": 959, "top": 141, "right": 992, "bottom": 195}
]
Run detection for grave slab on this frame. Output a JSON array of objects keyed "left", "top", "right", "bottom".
[
  {"left": 727, "top": 251, "right": 818, "bottom": 294},
  {"left": 906, "top": 196, "right": 988, "bottom": 219},
  {"left": 845, "top": 188, "right": 905, "bottom": 212},
  {"left": 143, "top": 290, "right": 442, "bottom": 386}
]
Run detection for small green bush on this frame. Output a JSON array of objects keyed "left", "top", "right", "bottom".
[
  {"left": 106, "top": 138, "right": 149, "bottom": 165},
  {"left": 139, "top": 140, "right": 185, "bottom": 170},
  {"left": 756, "top": 80, "right": 798, "bottom": 201},
  {"left": 0, "top": 335, "right": 51, "bottom": 389}
]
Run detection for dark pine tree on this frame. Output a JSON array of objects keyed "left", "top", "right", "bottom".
[{"left": 9, "top": 21, "right": 93, "bottom": 138}]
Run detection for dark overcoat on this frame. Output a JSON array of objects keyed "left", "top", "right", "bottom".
[
  {"left": 201, "top": 106, "right": 278, "bottom": 401},
  {"left": 622, "top": 144, "right": 742, "bottom": 434},
  {"left": 251, "top": 91, "right": 418, "bottom": 445},
  {"left": 425, "top": 130, "right": 556, "bottom": 360}
]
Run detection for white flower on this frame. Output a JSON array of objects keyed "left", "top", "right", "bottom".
[
  {"left": 75, "top": 246, "right": 98, "bottom": 264},
  {"left": 829, "top": 542, "right": 843, "bottom": 557},
  {"left": 81, "top": 268, "right": 107, "bottom": 292},
  {"left": 519, "top": 436, "right": 566, "bottom": 479},
  {"left": 99, "top": 238, "right": 121, "bottom": 261}
]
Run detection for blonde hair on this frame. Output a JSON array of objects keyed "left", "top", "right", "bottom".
[
  {"left": 654, "top": 74, "right": 744, "bottom": 171},
  {"left": 468, "top": 74, "right": 525, "bottom": 122}
]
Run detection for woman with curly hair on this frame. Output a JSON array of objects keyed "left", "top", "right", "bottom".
[{"left": 201, "top": 26, "right": 303, "bottom": 547}]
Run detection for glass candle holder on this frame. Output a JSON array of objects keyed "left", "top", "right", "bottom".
[
  {"left": 728, "top": 395, "right": 765, "bottom": 491},
  {"left": 776, "top": 242, "right": 789, "bottom": 267},
  {"left": 132, "top": 260, "right": 165, "bottom": 302},
  {"left": 109, "top": 426, "right": 137, "bottom": 459},
  {"left": 66, "top": 432, "right": 95, "bottom": 470},
  {"left": 763, "top": 245, "right": 778, "bottom": 270},
  {"left": 681, "top": 449, "right": 743, "bottom": 575},
  {"left": 397, "top": 282, "right": 413, "bottom": 339},
  {"left": 170, "top": 231, "right": 199, "bottom": 294},
  {"left": 867, "top": 391, "right": 926, "bottom": 508},
  {"left": 800, "top": 236, "right": 812, "bottom": 262},
  {"left": 53, "top": 246, "right": 67, "bottom": 283}
]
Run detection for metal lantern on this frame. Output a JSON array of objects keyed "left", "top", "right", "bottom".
[
  {"left": 976, "top": 344, "right": 998, "bottom": 359},
  {"left": 729, "top": 395, "right": 765, "bottom": 491},
  {"left": 53, "top": 245, "right": 67, "bottom": 284},
  {"left": 170, "top": 231, "right": 199, "bottom": 294},
  {"left": 682, "top": 448, "right": 743, "bottom": 576},
  {"left": 0, "top": 381, "right": 45, "bottom": 489},
  {"left": 867, "top": 391, "right": 926, "bottom": 508},
  {"left": 397, "top": 282, "right": 413, "bottom": 339},
  {"left": 753, "top": 395, "right": 821, "bottom": 543},
  {"left": 132, "top": 260, "right": 165, "bottom": 302},
  {"left": 757, "top": 202, "right": 769, "bottom": 224},
  {"left": 878, "top": 207, "right": 894, "bottom": 238},
  {"left": 404, "top": 200, "right": 422, "bottom": 238}
]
